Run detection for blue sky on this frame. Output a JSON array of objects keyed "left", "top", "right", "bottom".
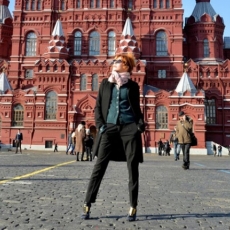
[{"left": 8, "top": 0, "right": 229, "bottom": 37}]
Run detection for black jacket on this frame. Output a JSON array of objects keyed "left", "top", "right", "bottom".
[{"left": 93, "top": 79, "right": 144, "bottom": 162}]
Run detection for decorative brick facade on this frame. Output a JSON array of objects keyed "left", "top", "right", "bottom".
[{"left": 0, "top": 0, "right": 230, "bottom": 153}]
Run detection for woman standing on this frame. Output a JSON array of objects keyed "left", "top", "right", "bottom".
[
  {"left": 75, "top": 121, "right": 86, "bottom": 161},
  {"left": 81, "top": 53, "right": 145, "bottom": 221}
]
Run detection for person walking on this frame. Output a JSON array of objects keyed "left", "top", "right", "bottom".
[
  {"left": 170, "top": 127, "right": 181, "bottom": 161},
  {"left": 54, "top": 143, "right": 58, "bottom": 152},
  {"left": 15, "top": 129, "right": 23, "bottom": 154},
  {"left": 75, "top": 121, "right": 86, "bottom": 161},
  {"left": 71, "top": 131, "right": 76, "bottom": 155},
  {"left": 213, "top": 144, "right": 217, "bottom": 157},
  {"left": 157, "top": 139, "right": 163, "bottom": 156},
  {"left": 81, "top": 53, "right": 145, "bottom": 221},
  {"left": 66, "top": 131, "right": 74, "bottom": 155},
  {"left": 84, "top": 130, "right": 94, "bottom": 161},
  {"left": 176, "top": 111, "right": 193, "bottom": 170},
  {"left": 217, "top": 145, "right": 222, "bottom": 157}
]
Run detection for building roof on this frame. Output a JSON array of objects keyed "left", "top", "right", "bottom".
[
  {"left": 224, "top": 37, "right": 230, "bottom": 49},
  {"left": 0, "top": 72, "right": 11, "bottom": 93},
  {"left": 143, "top": 84, "right": 160, "bottom": 95},
  {"left": 121, "top": 17, "right": 134, "bottom": 36},
  {"left": 0, "top": 5, "right": 12, "bottom": 23},
  {"left": 52, "top": 19, "right": 65, "bottom": 37},
  {"left": 191, "top": 1, "right": 218, "bottom": 22},
  {"left": 175, "top": 72, "right": 197, "bottom": 95}
]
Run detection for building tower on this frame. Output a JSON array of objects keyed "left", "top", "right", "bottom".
[{"left": 184, "top": 0, "right": 225, "bottom": 62}]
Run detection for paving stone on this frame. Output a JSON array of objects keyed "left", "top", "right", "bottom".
[{"left": 0, "top": 151, "right": 230, "bottom": 229}]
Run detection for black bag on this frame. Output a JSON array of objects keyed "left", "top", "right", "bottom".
[
  {"left": 190, "top": 132, "right": 197, "bottom": 146},
  {"left": 182, "top": 126, "right": 198, "bottom": 146}
]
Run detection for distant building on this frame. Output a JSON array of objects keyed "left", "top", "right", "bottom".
[{"left": 0, "top": 0, "right": 230, "bottom": 153}]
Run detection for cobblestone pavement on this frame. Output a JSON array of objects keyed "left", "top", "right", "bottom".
[{"left": 0, "top": 150, "right": 230, "bottom": 230}]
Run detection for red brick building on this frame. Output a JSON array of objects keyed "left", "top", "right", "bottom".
[{"left": 0, "top": 0, "right": 230, "bottom": 153}]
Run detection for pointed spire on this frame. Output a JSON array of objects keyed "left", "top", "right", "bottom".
[
  {"left": 116, "top": 17, "right": 140, "bottom": 59},
  {"left": 0, "top": 71, "right": 12, "bottom": 93},
  {"left": 52, "top": 19, "right": 65, "bottom": 37},
  {"left": 175, "top": 72, "right": 197, "bottom": 95},
  {"left": 191, "top": 0, "right": 218, "bottom": 22},
  {"left": 43, "top": 19, "right": 68, "bottom": 59},
  {"left": 0, "top": 0, "right": 12, "bottom": 23},
  {"left": 122, "top": 17, "right": 134, "bottom": 37}
]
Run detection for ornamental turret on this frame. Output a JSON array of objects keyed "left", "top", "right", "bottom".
[
  {"left": 115, "top": 17, "right": 140, "bottom": 59},
  {"left": 43, "top": 19, "right": 69, "bottom": 59}
]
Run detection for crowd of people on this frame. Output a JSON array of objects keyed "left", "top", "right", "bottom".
[{"left": 65, "top": 121, "right": 94, "bottom": 161}]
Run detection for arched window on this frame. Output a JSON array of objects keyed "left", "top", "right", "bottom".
[
  {"left": 110, "top": 0, "right": 114, "bottom": 8},
  {"left": 37, "top": 0, "right": 41, "bottom": 10},
  {"left": 96, "top": 0, "right": 100, "bottom": 8},
  {"left": 204, "top": 99, "right": 216, "bottom": 124},
  {"left": 61, "top": 0, "right": 65, "bottom": 10},
  {"left": 160, "top": 0, "right": 163, "bottom": 8},
  {"left": 76, "top": 0, "right": 81, "bottom": 8},
  {"left": 166, "top": 0, "right": 170, "bottom": 8},
  {"left": 12, "top": 104, "right": 24, "bottom": 126},
  {"left": 45, "top": 91, "right": 57, "bottom": 120},
  {"left": 46, "top": 65, "right": 50, "bottom": 72},
  {"left": 90, "top": 0, "right": 94, "bottom": 8},
  {"left": 156, "top": 31, "right": 167, "bottom": 56},
  {"left": 25, "top": 0, "right": 30, "bottom": 10},
  {"left": 128, "top": 0, "right": 132, "bottom": 9},
  {"left": 153, "top": 0, "right": 157, "bottom": 8},
  {"left": 54, "top": 65, "right": 58, "bottom": 72},
  {"left": 156, "top": 106, "right": 168, "bottom": 129},
  {"left": 89, "top": 31, "right": 100, "bottom": 55},
  {"left": 26, "top": 32, "right": 37, "bottom": 56},
  {"left": 80, "top": 74, "right": 87, "bottom": 91},
  {"left": 108, "top": 31, "right": 116, "bottom": 56},
  {"left": 92, "top": 74, "right": 98, "bottom": 91},
  {"left": 31, "top": 0, "right": 35, "bottom": 10},
  {"left": 74, "top": 31, "right": 82, "bottom": 55},
  {"left": 204, "top": 39, "right": 210, "bottom": 58}
]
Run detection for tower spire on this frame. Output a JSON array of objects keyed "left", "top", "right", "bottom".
[
  {"left": 43, "top": 19, "right": 69, "bottom": 59},
  {"left": 116, "top": 17, "right": 140, "bottom": 59}
]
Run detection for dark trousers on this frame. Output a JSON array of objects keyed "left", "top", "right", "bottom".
[
  {"left": 180, "top": 143, "right": 190, "bottom": 166},
  {"left": 85, "top": 147, "right": 92, "bottom": 161},
  {"left": 84, "top": 123, "right": 139, "bottom": 208},
  {"left": 15, "top": 140, "right": 22, "bottom": 153}
]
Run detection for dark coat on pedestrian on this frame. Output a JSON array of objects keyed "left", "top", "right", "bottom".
[
  {"left": 92, "top": 78, "right": 144, "bottom": 162},
  {"left": 84, "top": 135, "right": 94, "bottom": 148}
]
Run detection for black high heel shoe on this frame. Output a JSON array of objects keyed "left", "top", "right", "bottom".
[
  {"left": 81, "top": 203, "right": 91, "bottom": 220},
  {"left": 127, "top": 207, "right": 137, "bottom": 221}
]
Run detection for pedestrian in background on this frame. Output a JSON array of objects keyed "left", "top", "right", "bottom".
[
  {"left": 71, "top": 131, "right": 76, "bottom": 155},
  {"left": 176, "top": 111, "right": 193, "bottom": 170},
  {"left": 170, "top": 126, "right": 181, "bottom": 161},
  {"left": 213, "top": 143, "right": 217, "bottom": 157},
  {"left": 84, "top": 130, "right": 94, "bottom": 161},
  {"left": 54, "top": 143, "right": 58, "bottom": 152},
  {"left": 75, "top": 121, "right": 86, "bottom": 161},
  {"left": 217, "top": 145, "right": 222, "bottom": 157},
  {"left": 81, "top": 53, "right": 145, "bottom": 222},
  {"left": 157, "top": 139, "right": 163, "bottom": 156},
  {"left": 15, "top": 129, "right": 23, "bottom": 154},
  {"left": 66, "top": 131, "right": 73, "bottom": 155}
]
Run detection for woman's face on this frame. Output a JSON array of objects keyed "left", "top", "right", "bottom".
[{"left": 112, "top": 57, "right": 129, "bottom": 73}]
